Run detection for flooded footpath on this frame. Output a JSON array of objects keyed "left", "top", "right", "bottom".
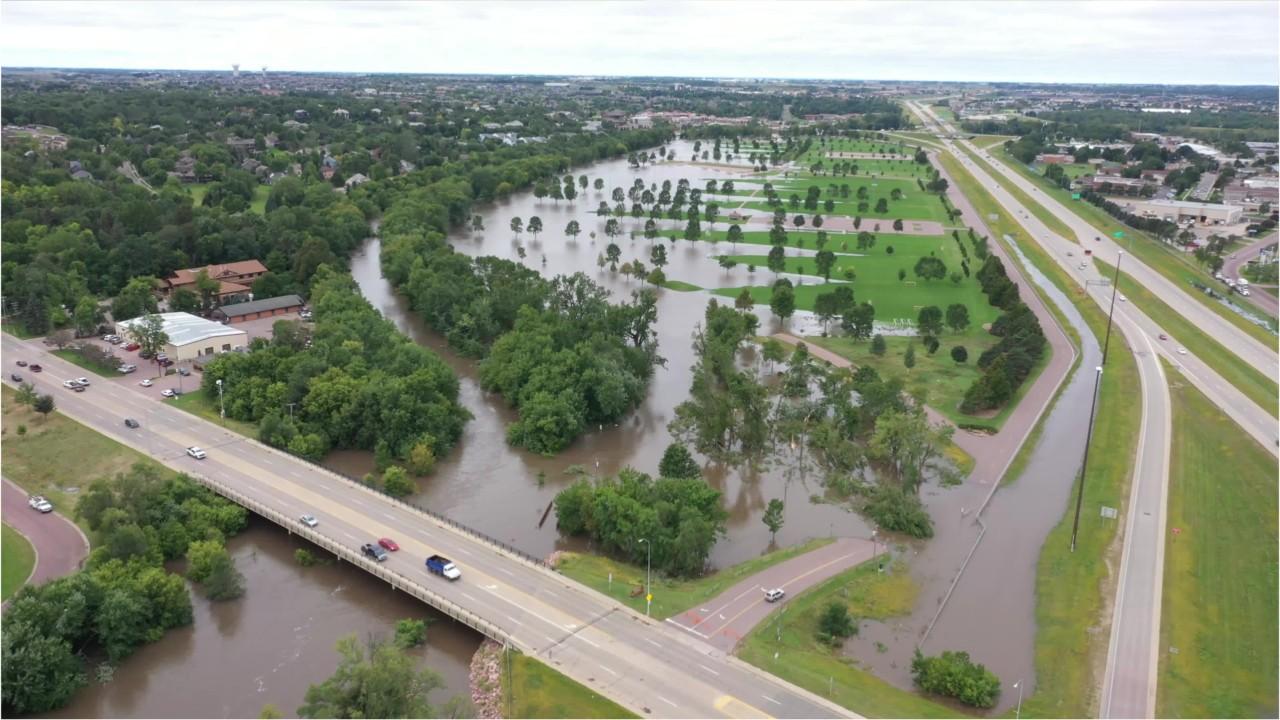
[{"left": 39, "top": 519, "right": 479, "bottom": 719}]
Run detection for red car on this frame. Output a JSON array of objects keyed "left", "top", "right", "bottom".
[
  {"left": 125, "top": 342, "right": 140, "bottom": 351},
  {"left": 378, "top": 538, "right": 399, "bottom": 552}
]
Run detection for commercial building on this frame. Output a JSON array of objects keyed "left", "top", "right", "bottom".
[
  {"left": 212, "top": 294, "right": 305, "bottom": 324},
  {"left": 117, "top": 312, "right": 248, "bottom": 363},
  {"left": 1112, "top": 198, "right": 1243, "bottom": 225},
  {"left": 160, "top": 260, "right": 268, "bottom": 304}
]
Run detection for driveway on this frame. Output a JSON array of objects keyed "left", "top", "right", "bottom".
[
  {"left": 2, "top": 476, "right": 90, "bottom": 594},
  {"left": 665, "top": 537, "right": 878, "bottom": 652}
]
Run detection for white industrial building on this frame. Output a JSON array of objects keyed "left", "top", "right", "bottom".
[
  {"left": 117, "top": 312, "right": 248, "bottom": 362},
  {"left": 1112, "top": 199, "right": 1243, "bottom": 225}
]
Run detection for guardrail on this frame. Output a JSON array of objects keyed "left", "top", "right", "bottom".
[{"left": 191, "top": 470, "right": 522, "bottom": 650}]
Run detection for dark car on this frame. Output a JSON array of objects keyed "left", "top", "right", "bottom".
[
  {"left": 15, "top": 360, "right": 27, "bottom": 367},
  {"left": 124, "top": 418, "right": 140, "bottom": 429},
  {"left": 29, "top": 364, "right": 42, "bottom": 373},
  {"left": 10, "top": 373, "right": 21, "bottom": 382},
  {"left": 361, "top": 543, "right": 389, "bottom": 562}
]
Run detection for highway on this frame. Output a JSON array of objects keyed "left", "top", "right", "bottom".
[
  {"left": 0, "top": 333, "right": 853, "bottom": 720},
  {"left": 905, "top": 101, "right": 1178, "bottom": 719}
]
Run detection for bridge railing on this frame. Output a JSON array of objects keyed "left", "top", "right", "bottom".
[
  {"left": 191, "top": 471, "right": 520, "bottom": 648},
  {"left": 250, "top": 441, "right": 550, "bottom": 571}
]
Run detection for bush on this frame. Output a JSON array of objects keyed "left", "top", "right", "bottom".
[
  {"left": 185, "top": 539, "right": 226, "bottom": 583},
  {"left": 658, "top": 442, "right": 701, "bottom": 479},
  {"left": 922, "top": 336, "right": 940, "bottom": 355},
  {"left": 870, "top": 334, "right": 886, "bottom": 357},
  {"left": 911, "top": 649, "right": 1001, "bottom": 708},
  {"left": 951, "top": 345, "right": 968, "bottom": 363},
  {"left": 295, "top": 549, "right": 320, "bottom": 567},
  {"left": 204, "top": 553, "right": 246, "bottom": 601},
  {"left": 394, "top": 618, "right": 428, "bottom": 648},
  {"left": 381, "top": 466, "right": 415, "bottom": 498},
  {"left": 816, "top": 601, "right": 857, "bottom": 646},
  {"left": 863, "top": 485, "right": 933, "bottom": 538}
]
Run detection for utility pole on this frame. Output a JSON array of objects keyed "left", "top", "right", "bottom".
[
  {"left": 1070, "top": 366, "right": 1104, "bottom": 552},
  {"left": 1101, "top": 251, "right": 1124, "bottom": 365}
]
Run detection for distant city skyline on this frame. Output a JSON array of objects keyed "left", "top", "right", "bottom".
[{"left": 2, "top": 0, "right": 1277, "bottom": 86}]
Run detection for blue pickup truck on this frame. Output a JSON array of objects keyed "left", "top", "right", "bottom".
[{"left": 425, "top": 554, "right": 462, "bottom": 581}]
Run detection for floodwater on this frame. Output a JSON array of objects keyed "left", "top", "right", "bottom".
[
  {"left": 342, "top": 140, "right": 863, "bottom": 570},
  {"left": 40, "top": 519, "right": 479, "bottom": 719},
  {"left": 845, "top": 243, "right": 1100, "bottom": 713}
]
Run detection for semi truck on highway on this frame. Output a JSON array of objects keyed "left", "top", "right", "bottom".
[{"left": 426, "top": 554, "right": 462, "bottom": 580}]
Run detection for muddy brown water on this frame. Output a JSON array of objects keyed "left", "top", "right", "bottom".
[{"left": 39, "top": 519, "right": 479, "bottom": 719}]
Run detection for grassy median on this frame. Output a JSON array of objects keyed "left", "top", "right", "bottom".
[
  {"left": 504, "top": 651, "right": 637, "bottom": 719},
  {"left": 1, "top": 523, "right": 36, "bottom": 601},
  {"left": 1094, "top": 257, "right": 1278, "bottom": 417},
  {"left": 1157, "top": 363, "right": 1278, "bottom": 718},
  {"left": 737, "top": 560, "right": 959, "bottom": 718},
  {"left": 555, "top": 538, "right": 834, "bottom": 620},
  {"left": 942, "top": 149, "right": 1143, "bottom": 717}
]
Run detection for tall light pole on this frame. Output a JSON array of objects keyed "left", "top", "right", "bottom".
[
  {"left": 1100, "top": 251, "right": 1124, "bottom": 365},
  {"left": 216, "top": 378, "right": 225, "bottom": 424},
  {"left": 1070, "top": 366, "right": 1104, "bottom": 552},
  {"left": 1013, "top": 680, "right": 1024, "bottom": 719},
  {"left": 637, "top": 538, "right": 651, "bottom": 617}
]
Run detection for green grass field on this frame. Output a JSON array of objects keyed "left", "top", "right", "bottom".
[
  {"left": 52, "top": 348, "right": 121, "bottom": 377},
  {"left": 555, "top": 538, "right": 834, "bottom": 620},
  {"left": 1094, "top": 257, "right": 1278, "bottom": 417},
  {"left": 800, "top": 158, "right": 935, "bottom": 180},
  {"left": 188, "top": 183, "right": 270, "bottom": 215},
  {"left": 732, "top": 177, "right": 952, "bottom": 225},
  {"left": 1, "top": 385, "right": 168, "bottom": 540},
  {"left": 2, "top": 523, "right": 36, "bottom": 601},
  {"left": 1157, "top": 364, "right": 1278, "bottom": 719},
  {"left": 992, "top": 145, "right": 1280, "bottom": 337},
  {"left": 505, "top": 652, "right": 637, "bottom": 719},
  {"left": 737, "top": 560, "right": 962, "bottom": 718},
  {"left": 941, "top": 148, "right": 1142, "bottom": 718},
  {"left": 170, "top": 389, "right": 260, "bottom": 438}
]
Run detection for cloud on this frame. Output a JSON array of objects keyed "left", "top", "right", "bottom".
[{"left": 2, "top": 0, "right": 1275, "bottom": 84}]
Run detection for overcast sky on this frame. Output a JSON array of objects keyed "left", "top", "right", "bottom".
[{"left": 2, "top": 1, "right": 1276, "bottom": 85}]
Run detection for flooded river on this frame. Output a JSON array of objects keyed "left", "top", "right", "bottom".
[{"left": 40, "top": 520, "right": 479, "bottom": 719}]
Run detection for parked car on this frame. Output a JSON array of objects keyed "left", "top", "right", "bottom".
[
  {"left": 10, "top": 373, "right": 21, "bottom": 382},
  {"left": 378, "top": 538, "right": 400, "bottom": 552},
  {"left": 299, "top": 514, "right": 319, "bottom": 528},
  {"left": 28, "top": 496, "right": 53, "bottom": 513},
  {"left": 161, "top": 388, "right": 177, "bottom": 397},
  {"left": 177, "top": 367, "right": 191, "bottom": 376},
  {"left": 124, "top": 418, "right": 140, "bottom": 429},
  {"left": 15, "top": 360, "right": 27, "bottom": 367},
  {"left": 158, "top": 359, "right": 174, "bottom": 368},
  {"left": 118, "top": 363, "right": 137, "bottom": 374},
  {"left": 361, "top": 543, "right": 389, "bottom": 562},
  {"left": 125, "top": 343, "right": 140, "bottom": 351},
  {"left": 764, "top": 588, "right": 786, "bottom": 603},
  {"left": 185, "top": 446, "right": 207, "bottom": 459},
  {"left": 29, "top": 364, "right": 41, "bottom": 372}
]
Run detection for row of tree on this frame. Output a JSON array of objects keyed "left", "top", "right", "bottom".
[{"left": 961, "top": 254, "right": 1047, "bottom": 413}]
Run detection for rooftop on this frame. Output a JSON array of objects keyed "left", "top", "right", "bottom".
[
  {"left": 216, "top": 294, "right": 304, "bottom": 318},
  {"left": 117, "top": 312, "right": 246, "bottom": 347}
]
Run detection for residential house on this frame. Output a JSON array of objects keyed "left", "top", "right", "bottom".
[{"left": 161, "top": 260, "right": 269, "bottom": 305}]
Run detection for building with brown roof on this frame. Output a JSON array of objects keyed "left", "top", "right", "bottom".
[{"left": 161, "top": 260, "right": 268, "bottom": 304}]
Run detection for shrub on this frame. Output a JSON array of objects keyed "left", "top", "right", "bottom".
[
  {"left": 816, "top": 601, "right": 857, "bottom": 646},
  {"left": 870, "top": 334, "right": 886, "bottom": 357},
  {"left": 295, "top": 549, "right": 320, "bottom": 567},
  {"left": 863, "top": 485, "right": 933, "bottom": 538},
  {"left": 951, "top": 345, "right": 969, "bottom": 363},
  {"left": 911, "top": 649, "right": 1001, "bottom": 708},
  {"left": 658, "top": 442, "right": 701, "bottom": 479},
  {"left": 394, "top": 618, "right": 428, "bottom": 648},
  {"left": 381, "top": 466, "right": 415, "bottom": 498}
]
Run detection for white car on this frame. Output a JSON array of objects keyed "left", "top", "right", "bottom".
[
  {"left": 764, "top": 588, "right": 786, "bottom": 603},
  {"left": 75, "top": 377, "right": 90, "bottom": 386},
  {"left": 299, "top": 514, "right": 319, "bottom": 528},
  {"left": 161, "top": 388, "right": 176, "bottom": 398},
  {"left": 139, "top": 378, "right": 153, "bottom": 387},
  {"left": 186, "top": 446, "right": 207, "bottom": 459},
  {"left": 28, "top": 495, "right": 53, "bottom": 513},
  {"left": 118, "top": 364, "right": 137, "bottom": 374},
  {"left": 1118, "top": 294, "right": 1127, "bottom": 302},
  {"left": 1177, "top": 347, "right": 1188, "bottom": 355}
]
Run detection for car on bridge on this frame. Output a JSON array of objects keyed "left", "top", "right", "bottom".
[
  {"left": 378, "top": 538, "right": 399, "bottom": 552},
  {"left": 299, "top": 514, "right": 319, "bottom": 528},
  {"left": 361, "top": 543, "right": 389, "bottom": 562},
  {"left": 185, "top": 446, "right": 207, "bottom": 459},
  {"left": 426, "top": 554, "right": 461, "bottom": 580}
]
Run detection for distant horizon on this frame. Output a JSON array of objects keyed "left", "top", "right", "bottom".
[
  {"left": 4, "top": 65, "right": 1278, "bottom": 91},
  {"left": 3, "top": 1, "right": 1276, "bottom": 86}
]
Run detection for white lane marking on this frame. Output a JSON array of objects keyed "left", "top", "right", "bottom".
[
  {"left": 453, "top": 546, "right": 473, "bottom": 557},
  {"left": 506, "top": 616, "right": 524, "bottom": 626},
  {"left": 381, "top": 512, "right": 396, "bottom": 521},
  {"left": 461, "top": 592, "right": 477, "bottom": 602},
  {"left": 543, "top": 589, "right": 559, "bottom": 599},
  {"left": 657, "top": 695, "right": 678, "bottom": 708},
  {"left": 601, "top": 665, "right": 619, "bottom": 677},
  {"left": 697, "top": 663, "right": 720, "bottom": 677},
  {"left": 496, "top": 566, "right": 515, "bottom": 577},
  {"left": 664, "top": 617, "right": 710, "bottom": 638},
  {"left": 762, "top": 695, "right": 782, "bottom": 706},
  {"left": 574, "top": 634, "right": 600, "bottom": 649},
  {"left": 645, "top": 638, "right": 662, "bottom": 648}
]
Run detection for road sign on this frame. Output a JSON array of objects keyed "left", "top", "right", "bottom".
[
  {"left": 646, "top": 593, "right": 653, "bottom": 603},
  {"left": 1114, "top": 231, "right": 1125, "bottom": 239},
  {"left": 1072, "top": 193, "right": 1081, "bottom": 200}
]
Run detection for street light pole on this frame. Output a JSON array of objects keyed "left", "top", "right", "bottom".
[
  {"left": 1013, "top": 680, "right": 1024, "bottom": 719},
  {"left": 1070, "top": 366, "right": 1104, "bottom": 552},
  {"left": 1101, "top": 251, "right": 1124, "bottom": 365},
  {"left": 216, "top": 379, "right": 225, "bottom": 424},
  {"left": 637, "top": 538, "right": 651, "bottom": 617}
]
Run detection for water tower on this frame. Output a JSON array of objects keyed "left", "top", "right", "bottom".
[{"left": 232, "top": 63, "right": 240, "bottom": 79}]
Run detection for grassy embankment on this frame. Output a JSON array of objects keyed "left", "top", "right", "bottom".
[
  {"left": 990, "top": 143, "right": 1279, "bottom": 336},
  {"left": 1094, "top": 256, "right": 1278, "bottom": 417},
  {"left": 169, "top": 389, "right": 260, "bottom": 438},
  {"left": 1, "top": 385, "right": 169, "bottom": 539},
  {"left": 555, "top": 537, "right": 834, "bottom": 620},
  {"left": 738, "top": 560, "right": 961, "bottom": 718},
  {"left": 941, "top": 149, "right": 1142, "bottom": 718},
  {"left": 52, "top": 348, "right": 123, "bottom": 377},
  {"left": 503, "top": 652, "right": 637, "bottom": 719},
  {"left": 2, "top": 524, "right": 37, "bottom": 600},
  {"left": 1157, "top": 362, "right": 1278, "bottom": 718}
]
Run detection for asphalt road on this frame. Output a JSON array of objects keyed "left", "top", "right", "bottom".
[
  {"left": 1221, "top": 237, "right": 1278, "bottom": 317},
  {"left": 1, "top": 333, "right": 853, "bottom": 720},
  {"left": 2, "top": 476, "right": 90, "bottom": 589},
  {"left": 905, "top": 102, "right": 1176, "bottom": 718},
  {"left": 666, "top": 538, "right": 877, "bottom": 653}
]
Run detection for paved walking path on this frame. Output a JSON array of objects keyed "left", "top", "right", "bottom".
[
  {"left": 665, "top": 537, "right": 879, "bottom": 652},
  {"left": 2, "top": 476, "right": 90, "bottom": 595}
]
